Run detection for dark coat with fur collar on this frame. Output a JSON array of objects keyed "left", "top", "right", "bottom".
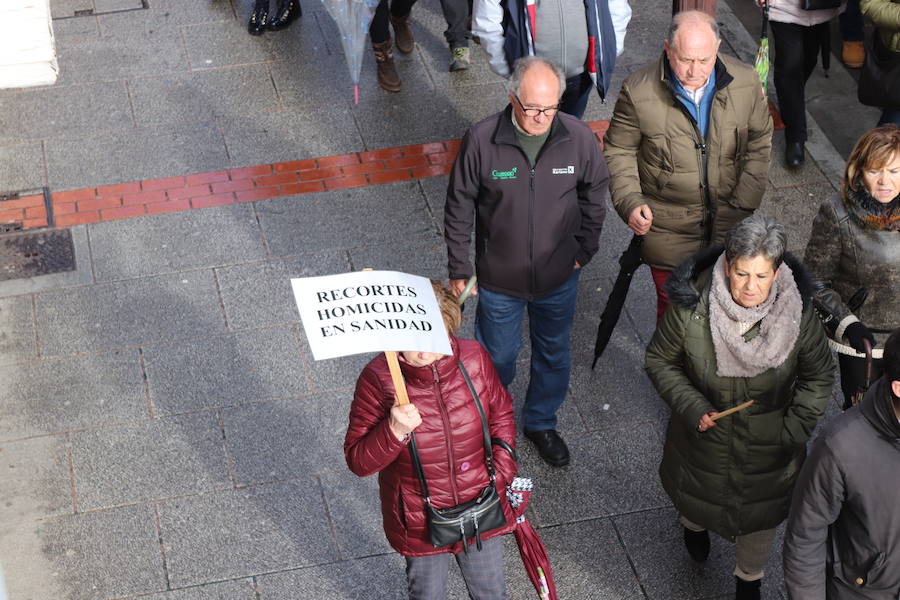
[{"left": 645, "top": 246, "right": 834, "bottom": 540}]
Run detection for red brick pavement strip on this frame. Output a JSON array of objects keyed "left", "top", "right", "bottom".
[{"left": 3, "top": 115, "right": 786, "bottom": 231}]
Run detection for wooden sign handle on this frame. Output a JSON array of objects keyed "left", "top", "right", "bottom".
[
  {"left": 384, "top": 351, "right": 410, "bottom": 406},
  {"left": 710, "top": 399, "right": 754, "bottom": 421}
]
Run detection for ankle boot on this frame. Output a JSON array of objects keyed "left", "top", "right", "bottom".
[
  {"left": 372, "top": 40, "right": 401, "bottom": 92},
  {"left": 735, "top": 577, "right": 761, "bottom": 600},
  {"left": 269, "top": 0, "right": 301, "bottom": 31},
  {"left": 248, "top": 0, "right": 269, "bottom": 35},
  {"left": 682, "top": 527, "right": 710, "bottom": 562},
  {"left": 389, "top": 13, "right": 415, "bottom": 54}
]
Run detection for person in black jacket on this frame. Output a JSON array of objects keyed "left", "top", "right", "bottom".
[
  {"left": 444, "top": 56, "right": 609, "bottom": 467},
  {"left": 783, "top": 327, "right": 900, "bottom": 600}
]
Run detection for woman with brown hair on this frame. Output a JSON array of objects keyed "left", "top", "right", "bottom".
[{"left": 804, "top": 123, "right": 900, "bottom": 408}]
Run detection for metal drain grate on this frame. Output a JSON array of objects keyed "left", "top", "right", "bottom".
[{"left": 0, "top": 229, "right": 76, "bottom": 282}]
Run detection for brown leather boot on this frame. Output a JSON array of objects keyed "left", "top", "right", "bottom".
[
  {"left": 372, "top": 39, "right": 401, "bottom": 92},
  {"left": 389, "top": 13, "right": 415, "bottom": 54}
]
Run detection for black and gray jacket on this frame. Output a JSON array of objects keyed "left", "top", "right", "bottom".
[
  {"left": 444, "top": 106, "right": 609, "bottom": 298},
  {"left": 804, "top": 193, "right": 900, "bottom": 358},
  {"left": 783, "top": 377, "right": 900, "bottom": 600}
]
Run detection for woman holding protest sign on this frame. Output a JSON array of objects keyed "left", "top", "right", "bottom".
[{"left": 345, "top": 281, "right": 518, "bottom": 599}]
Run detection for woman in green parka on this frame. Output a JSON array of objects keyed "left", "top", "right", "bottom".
[{"left": 645, "top": 215, "right": 834, "bottom": 600}]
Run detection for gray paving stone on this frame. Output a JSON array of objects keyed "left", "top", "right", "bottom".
[
  {"left": 158, "top": 480, "right": 339, "bottom": 587},
  {"left": 71, "top": 412, "right": 231, "bottom": 510},
  {"left": 89, "top": 203, "right": 269, "bottom": 281},
  {"left": 317, "top": 470, "right": 394, "bottom": 559},
  {"left": 221, "top": 108, "right": 365, "bottom": 168},
  {"left": 757, "top": 182, "right": 835, "bottom": 257},
  {"left": 144, "top": 326, "right": 308, "bottom": 415},
  {"left": 347, "top": 237, "right": 446, "bottom": 278},
  {"left": 529, "top": 519, "right": 643, "bottom": 599},
  {"left": 0, "top": 295, "right": 36, "bottom": 366},
  {"left": 182, "top": 17, "right": 326, "bottom": 70},
  {"left": 50, "top": 14, "right": 101, "bottom": 38},
  {"left": 50, "top": 0, "right": 93, "bottom": 18},
  {"left": 46, "top": 124, "right": 229, "bottom": 191},
  {"left": 614, "top": 507, "right": 787, "bottom": 600},
  {"left": 417, "top": 175, "right": 450, "bottom": 233},
  {"left": 0, "top": 350, "right": 146, "bottom": 441},
  {"left": 148, "top": 0, "right": 238, "bottom": 25},
  {"left": 0, "top": 81, "right": 132, "bottom": 144},
  {"left": 270, "top": 54, "right": 359, "bottom": 108},
  {"left": 0, "top": 142, "right": 45, "bottom": 192},
  {"left": 256, "top": 555, "right": 407, "bottom": 600},
  {"left": 224, "top": 391, "right": 348, "bottom": 485},
  {"left": 520, "top": 424, "right": 669, "bottom": 527},
  {"left": 351, "top": 79, "right": 507, "bottom": 149},
  {"left": 94, "top": 0, "right": 143, "bottom": 11},
  {"left": 256, "top": 182, "right": 433, "bottom": 257},
  {"left": 216, "top": 252, "right": 350, "bottom": 330},
  {"left": 139, "top": 579, "right": 259, "bottom": 600},
  {"left": 0, "top": 435, "right": 71, "bottom": 524},
  {"left": 0, "top": 504, "right": 167, "bottom": 600},
  {"left": 35, "top": 271, "right": 227, "bottom": 355},
  {"left": 54, "top": 13, "right": 189, "bottom": 86},
  {"left": 129, "top": 65, "right": 279, "bottom": 127},
  {"left": 767, "top": 132, "right": 834, "bottom": 190}
]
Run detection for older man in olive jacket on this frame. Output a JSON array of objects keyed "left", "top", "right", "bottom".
[
  {"left": 604, "top": 10, "right": 772, "bottom": 322},
  {"left": 783, "top": 328, "right": 900, "bottom": 600}
]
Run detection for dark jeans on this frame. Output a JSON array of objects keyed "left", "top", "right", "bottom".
[
  {"left": 438, "top": 0, "right": 471, "bottom": 50},
  {"left": 839, "top": 0, "right": 864, "bottom": 42},
  {"left": 474, "top": 269, "right": 581, "bottom": 430},
  {"left": 559, "top": 72, "right": 594, "bottom": 119},
  {"left": 370, "top": 0, "right": 418, "bottom": 44},
  {"left": 838, "top": 352, "right": 885, "bottom": 409},
  {"left": 770, "top": 20, "right": 829, "bottom": 144}
]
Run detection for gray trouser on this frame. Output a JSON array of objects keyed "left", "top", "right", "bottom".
[
  {"left": 405, "top": 537, "right": 508, "bottom": 600},
  {"left": 681, "top": 516, "right": 777, "bottom": 581}
]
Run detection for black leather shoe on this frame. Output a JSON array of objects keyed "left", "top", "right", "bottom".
[
  {"left": 269, "top": 0, "right": 301, "bottom": 31},
  {"left": 248, "top": 0, "right": 269, "bottom": 35},
  {"left": 785, "top": 141, "right": 805, "bottom": 168},
  {"left": 683, "top": 527, "right": 710, "bottom": 562},
  {"left": 524, "top": 429, "right": 570, "bottom": 467},
  {"left": 735, "top": 576, "right": 761, "bottom": 600}
]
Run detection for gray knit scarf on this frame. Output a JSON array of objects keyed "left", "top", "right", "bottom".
[{"left": 708, "top": 254, "right": 802, "bottom": 377}]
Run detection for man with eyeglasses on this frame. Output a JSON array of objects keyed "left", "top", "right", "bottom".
[
  {"left": 444, "top": 56, "right": 609, "bottom": 467},
  {"left": 604, "top": 10, "right": 772, "bottom": 324}
]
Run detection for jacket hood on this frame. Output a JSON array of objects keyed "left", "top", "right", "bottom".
[
  {"left": 859, "top": 377, "right": 900, "bottom": 444},
  {"left": 665, "top": 245, "right": 817, "bottom": 310}
]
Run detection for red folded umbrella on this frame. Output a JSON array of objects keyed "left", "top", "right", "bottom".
[{"left": 507, "top": 478, "right": 559, "bottom": 600}]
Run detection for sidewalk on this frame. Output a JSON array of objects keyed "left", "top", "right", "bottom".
[{"left": 0, "top": 1, "right": 847, "bottom": 599}]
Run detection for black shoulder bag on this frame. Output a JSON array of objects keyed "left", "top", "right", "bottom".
[{"left": 408, "top": 361, "right": 507, "bottom": 554}]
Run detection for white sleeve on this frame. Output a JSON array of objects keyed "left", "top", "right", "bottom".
[
  {"left": 472, "top": 0, "right": 511, "bottom": 77},
  {"left": 608, "top": 0, "right": 632, "bottom": 57}
]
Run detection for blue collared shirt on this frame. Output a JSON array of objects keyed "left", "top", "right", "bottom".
[{"left": 673, "top": 69, "right": 716, "bottom": 139}]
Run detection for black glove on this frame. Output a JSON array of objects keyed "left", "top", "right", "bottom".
[{"left": 844, "top": 321, "right": 876, "bottom": 353}]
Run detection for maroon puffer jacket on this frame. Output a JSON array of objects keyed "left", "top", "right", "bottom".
[{"left": 345, "top": 337, "right": 518, "bottom": 557}]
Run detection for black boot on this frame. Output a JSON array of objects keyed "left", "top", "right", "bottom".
[
  {"left": 735, "top": 577, "right": 761, "bottom": 600},
  {"left": 269, "top": 0, "right": 301, "bottom": 31},
  {"left": 248, "top": 0, "right": 269, "bottom": 35},
  {"left": 785, "top": 141, "right": 805, "bottom": 168},
  {"left": 682, "top": 527, "right": 710, "bottom": 562}
]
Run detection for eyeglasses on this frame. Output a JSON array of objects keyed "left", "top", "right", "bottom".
[{"left": 513, "top": 94, "right": 559, "bottom": 117}]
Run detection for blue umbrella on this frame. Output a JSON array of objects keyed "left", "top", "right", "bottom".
[{"left": 321, "top": 0, "right": 381, "bottom": 103}]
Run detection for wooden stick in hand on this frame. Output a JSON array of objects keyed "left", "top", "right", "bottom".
[{"left": 710, "top": 399, "right": 754, "bottom": 421}]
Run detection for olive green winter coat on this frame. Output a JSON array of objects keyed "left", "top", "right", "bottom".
[
  {"left": 604, "top": 55, "right": 773, "bottom": 271},
  {"left": 645, "top": 247, "right": 834, "bottom": 540}
]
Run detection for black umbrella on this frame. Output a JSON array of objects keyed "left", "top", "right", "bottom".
[
  {"left": 592, "top": 235, "right": 644, "bottom": 369},
  {"left": 818, "top": 21, "right": 831, "bottom": 77}
]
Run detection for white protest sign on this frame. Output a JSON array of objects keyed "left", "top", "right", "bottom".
[{"left": 292, "top": 271, "right": 452, "bottom": 361}]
